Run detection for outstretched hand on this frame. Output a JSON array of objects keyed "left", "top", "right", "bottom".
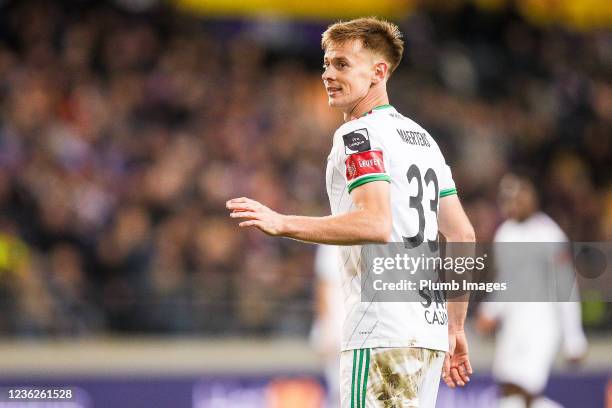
[
  {"left": 442, "top": 330, "right": 472, "bottom": 388},
  {"left": 226, "top": 197, "right": 286, "bottom": 236}
]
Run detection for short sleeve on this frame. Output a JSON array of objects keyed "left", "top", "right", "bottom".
[
  {"left": 330, "top": 124, "right": 391, "bottom": 194},
  {"left": 439, "top": 161, "right": 457, "bottom": 198}
]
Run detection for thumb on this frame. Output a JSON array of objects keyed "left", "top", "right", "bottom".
[
  {"left": 443, "top": 335, "right": 456, "bottom": 384},
  {"left": 442, "top": 352, "right": 451, "bottom": 378}
]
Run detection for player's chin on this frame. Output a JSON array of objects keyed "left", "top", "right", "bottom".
[{"left": 327, "top": 96, "right": 346, "bottom": 108}]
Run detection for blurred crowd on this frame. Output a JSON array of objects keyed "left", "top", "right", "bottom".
[{"left": 0, "top": 1, "right": 610, "bottom": 337}]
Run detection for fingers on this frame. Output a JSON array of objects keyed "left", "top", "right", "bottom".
[
  {"left": 457, "top": 363, "right": 468, "bottom": 382},
  {"left": 226, "top": 197, "right": 260, "bottom": 211},
  {"left": 464, "top": 358, "right": 473, "bottom": 376},
  {"left": 442, "top": 375, "right": 455, "bottom": 388},
  {"left": 443, "top": 354, "right": 472, "bottom": 388},
  {"left": 226, "top": 197, "right": 273, "bottom": 234},
  {"left": 450, "top": 358, "right": 471, "bottom": 386},
  {"left": 230, "top": 211, "right": 259, "bottom": 220},
  {"left": 227, "top": 197, "right": 251, "bottom": 204},
  {"left": 238, "top": 220, "right": 264, "bottom": 228},
  {"left": 450, "top": 367, "right": 464, "bottom": 387},
  {"left": 227, "top": 202, "right": 257, "bottom": 212}
]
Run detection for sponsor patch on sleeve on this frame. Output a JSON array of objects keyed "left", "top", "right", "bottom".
[
  {"left": 345, "top": 150, "right": 386, "bottom": 181},
  {"left": 342, "top": 128, "right": 371, "bottom": 154}
]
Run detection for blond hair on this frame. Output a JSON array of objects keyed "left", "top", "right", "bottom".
[{"left": 322, "top": 17, "right": 404, "bottom": 75}]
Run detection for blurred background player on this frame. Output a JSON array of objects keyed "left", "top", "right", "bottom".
[
  {"left": 309, "top": 244, "right": 343, "bottom": 408},
  {"left": 477, "top": 171, "right": 588, "bottom": 408}
]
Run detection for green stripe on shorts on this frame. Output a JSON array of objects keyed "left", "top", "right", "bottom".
[
  {"left": 350, "top": 349, "right": 371, "bottom": 408},
  {"left": 362, "top": 348, "right": 370, "bottom": 408},
  {"left": 351, "top": 349, "right": 357, "bottom": 408},
  {"left": 356, "top": 349, "right": 364, "bottom": 408}
]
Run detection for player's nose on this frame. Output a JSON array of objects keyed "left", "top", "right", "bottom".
[{"left": 322, "top": 67, "right": 334, "bottom": 81}]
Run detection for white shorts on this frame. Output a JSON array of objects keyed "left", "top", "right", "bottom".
[
  {"left": 340, "top": 347, "right": 445, "bottom": 408},
  {"left": 493, "top": 303, "right": 560, "bottom": 394}
]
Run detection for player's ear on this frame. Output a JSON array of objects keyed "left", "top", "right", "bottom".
[{"left": 372, "top": 61, "right": 388, "bottom": 84}]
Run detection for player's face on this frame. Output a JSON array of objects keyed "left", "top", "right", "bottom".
[
  {"left": 322, "top": 40, "right": 377, "bottom": 112},
  {"left": 498, "top": 175, "right": 537, "bottom": 221}
]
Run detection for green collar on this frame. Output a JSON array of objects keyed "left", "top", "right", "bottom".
[{"left": 362, "top": 104, "right": 393, "bottom": 117}]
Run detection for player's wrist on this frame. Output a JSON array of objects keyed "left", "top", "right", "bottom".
[
  {"left": 448, "top": 325, "right": 465, "bottom": 334},
  {"left": 276, "top": 214, "right": 292, "bottom": 237}
]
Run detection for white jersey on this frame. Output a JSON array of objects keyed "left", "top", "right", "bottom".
[
  {"left": 325, "top": 105, "right": 456, "bottom": 352},
  {"left": 480, "top": 212, "right": 588, "bottom": 393}
]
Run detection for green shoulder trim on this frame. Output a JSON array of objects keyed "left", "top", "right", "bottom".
[
  {"left": 361, "top": 104, "right": 393, "bottom": 117},
  {"left": 373, "top": 104, "right": 392, "bottom": 111},
  {"left": 440, "top": 187, "right": 458, "bottom": 197},
  {"left": 348, "top": 174, "right": 391, "bottom": 194}
]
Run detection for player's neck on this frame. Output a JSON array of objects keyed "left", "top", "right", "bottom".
[
  {"left": 344, "top": 86, "right": 389, "bottom": 122},
  {"left": 514, "top": 209, "right": 538, "bottom": 223}
]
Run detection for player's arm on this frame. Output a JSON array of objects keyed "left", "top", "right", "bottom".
[
  {"left": 559, "top": 301, "right": 588, "bottom": 364},
  {"left": 439, "top": 194, "right": 475, "bottom": 329},
  {"left": 438, "top": 194, "right": 475, "bottom": 388},
  {"left": 226, "top": 180, "right": 392, "bottom": 245}
]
